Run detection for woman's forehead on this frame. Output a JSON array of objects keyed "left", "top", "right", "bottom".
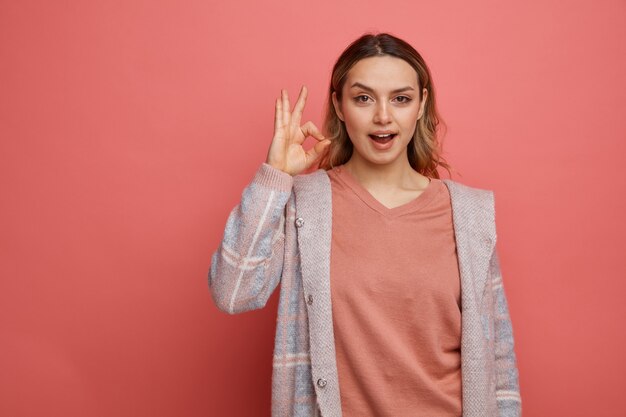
[{"left": 345, "top": 56, "right": 419, "bottom": 90}]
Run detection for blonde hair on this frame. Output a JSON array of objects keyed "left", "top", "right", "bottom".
[{"left": 317, "top": 32, "right": 453, "bottom": 179}]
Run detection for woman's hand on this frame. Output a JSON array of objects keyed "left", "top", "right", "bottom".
[{"left": 265, "top": 86, "right": 331, "bottom": 176}]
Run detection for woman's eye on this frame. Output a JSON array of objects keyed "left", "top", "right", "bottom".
[
  {"left": 395, "top": 96, "right": 412, "bottom": 103},
  {"left": 354, "top": 95, "right": 370, "bottom": 103}
]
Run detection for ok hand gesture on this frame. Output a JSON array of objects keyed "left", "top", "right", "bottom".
[{"left": 265, "top": 86, "right": 331, "bottom": 176}]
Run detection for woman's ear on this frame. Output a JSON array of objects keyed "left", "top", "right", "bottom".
[
  {"left": 332, "top": 91, "right": 345, "bottom": 121},
  {"left": 417, "top": 87, "right": 428, "bottom": 120}
]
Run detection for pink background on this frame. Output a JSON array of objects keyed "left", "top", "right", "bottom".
[{"left": 1, "top": 0, "right": 625, "bottom": 416}]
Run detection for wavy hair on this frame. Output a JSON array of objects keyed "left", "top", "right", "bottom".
[{"left": 317, "top": 32, "right": 452, "bottom": 179}]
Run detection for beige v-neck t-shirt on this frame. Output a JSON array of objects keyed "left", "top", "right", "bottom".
[{"left": 327, "top": 165, "right": 462, "bottom": 417}]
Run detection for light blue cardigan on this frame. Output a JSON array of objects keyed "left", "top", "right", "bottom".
[{"left": 209, "top": 163, "right": 522, "bottom": 417}]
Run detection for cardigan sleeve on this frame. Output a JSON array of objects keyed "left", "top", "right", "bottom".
[
  {"left": 208, "top": 163, "right": 294, "bottom": 314},
  {"left": 490, "top": 247, "right": 523, "bottom": 417}
]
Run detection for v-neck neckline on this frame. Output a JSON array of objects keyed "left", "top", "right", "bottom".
[{"left": 331, "top": 165, "right": 440, "bottom": 219}]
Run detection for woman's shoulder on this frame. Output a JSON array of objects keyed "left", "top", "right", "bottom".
[
  {"left": 293, "top": 167, "right": 333, "bottom": 188},
  {"left": 441, "top": 178, "right": 496, "bottom": 213},
  {"left": 441, "top": 178, "right": 494, "bottom": 195}
]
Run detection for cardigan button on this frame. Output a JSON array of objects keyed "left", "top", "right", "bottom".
[
  {"left": 295, "top": 217, "right": 305, "bottom": 228},
  {"left": 307, "top": 294, "right": 313, "bottom": 305},
  {"left": 317, "top": 378, "right": 327, "bottom": 388}
]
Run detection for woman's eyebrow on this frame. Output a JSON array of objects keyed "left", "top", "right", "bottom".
[{"left": 350, "top": 82, "right": 415, "bottom": 94}]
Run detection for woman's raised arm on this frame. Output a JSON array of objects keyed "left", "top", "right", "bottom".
[
  {"left": 208, "top": 87, "right": 330, "bottom": 314},
  {"left": 208, "top": 162, "right": 293, "bottom": 314}
]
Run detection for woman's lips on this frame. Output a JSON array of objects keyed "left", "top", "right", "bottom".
[
  {"left": 368, "top": 134, "right": 397, "bottom": 150},
  {"left": 368, "top": 133, "right": 396, "bottom": 143}
]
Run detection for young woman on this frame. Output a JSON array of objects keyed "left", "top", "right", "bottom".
[{"left": 209, "top": 33, "right": 521, "bottom": 417}]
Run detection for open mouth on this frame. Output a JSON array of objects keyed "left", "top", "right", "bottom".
[{"left": 369, "top": 133, "right": 397, "bottom": 143}]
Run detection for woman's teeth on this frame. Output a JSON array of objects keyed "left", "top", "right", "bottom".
[{"left": 369, "top": 134, "right": 396, "bottom": 143}]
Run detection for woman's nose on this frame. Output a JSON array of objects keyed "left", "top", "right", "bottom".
[{"left": 373, "top": 102, "right": 391, "bottom": 124}]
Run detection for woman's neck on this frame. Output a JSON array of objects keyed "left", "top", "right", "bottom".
[{"left": 343, "top": 154, "right": 429, "bottom": 192}]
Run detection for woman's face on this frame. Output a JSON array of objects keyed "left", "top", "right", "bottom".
[{"left": 332, "top": 55, "right": 428, "bottom": 168}]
